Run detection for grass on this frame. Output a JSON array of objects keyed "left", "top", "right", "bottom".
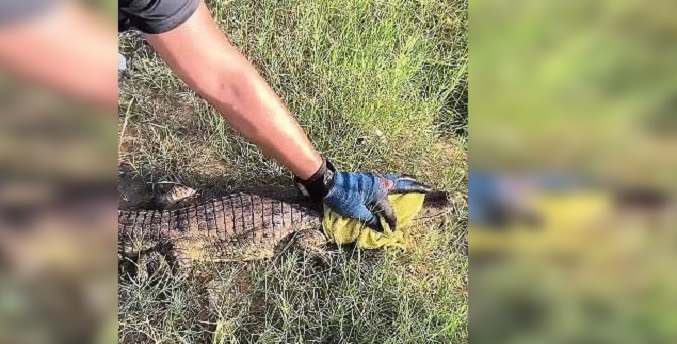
[{"left": 118, "top": 0, "right": 467, "bottom": 342}]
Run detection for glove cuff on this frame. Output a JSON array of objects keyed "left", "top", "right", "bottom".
[{"left": 294, "top": 158, "right": 336, "bottom": 203}]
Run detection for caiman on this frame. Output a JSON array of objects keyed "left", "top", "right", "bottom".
[{"left": 118, "top": 185, "right": 450, "bottom": 267}]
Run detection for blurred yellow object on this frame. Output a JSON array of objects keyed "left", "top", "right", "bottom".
[
  {"left": 322, "top": 193, "right": 425, "bottom": 249},
  {"left": 469, "top": 190, "right": 612, "bottom": 255}
]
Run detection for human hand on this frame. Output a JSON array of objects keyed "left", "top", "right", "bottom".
[{"left": 323, "top": 172, "right": 431, "bottom": 232}]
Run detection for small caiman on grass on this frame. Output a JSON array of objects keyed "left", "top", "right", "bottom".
[{"left": 118, "top": 186, "right": 450, "bottom": 268}]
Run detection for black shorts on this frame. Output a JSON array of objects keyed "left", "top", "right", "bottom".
[{"left": 119, "top": 0, "right": 200, "bottom": 34}]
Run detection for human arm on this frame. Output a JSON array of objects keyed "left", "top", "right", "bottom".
[{"left": 143, "top": 1, "right": 322, "bottom": 179}]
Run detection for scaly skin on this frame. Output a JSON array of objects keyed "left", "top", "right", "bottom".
[
  {"left": 118, "top": 192, "right": 324, "bottom": 265},
  {"left": 118, "top": 188, "right": 450, "bottom": 267}
]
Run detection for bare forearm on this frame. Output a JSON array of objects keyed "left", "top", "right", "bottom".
[
  {"left": 145, "top": 2, "right": 322, "bottom": 179},
  {"left": 191, "top": 51, "right": 322, "bottom": 180}
]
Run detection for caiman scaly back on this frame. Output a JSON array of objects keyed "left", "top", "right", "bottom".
[
  {"left": 118, "top": 188, "right": 449, "bottom": 265},
  {"left": 118, "top": 192, "right": 322, "bottom": 263}
]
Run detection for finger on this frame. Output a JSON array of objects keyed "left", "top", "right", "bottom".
[
  {"left": 373, "top": 197, "right": 397, "bottom": 231},
  {"left": 397, "top": 174, "right": 417, "bottom": 181},
  {"left": 385, "top": 173, "right": 416, "bottom": 181},
  {"left": 384, "top": 174, "right": 432, "bottom": 194},
  {"left": 388, "top": 179, "right": 432, "bottom": 194},
  {"left": 331, "top": 201, "right": 382, "bottom": 232}
]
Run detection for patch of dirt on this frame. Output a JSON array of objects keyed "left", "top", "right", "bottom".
[{"left": 434, "top": 141, "right": 458, "bottom": 158}]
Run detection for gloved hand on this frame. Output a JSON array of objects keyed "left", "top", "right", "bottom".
[{"left": 295, "top": 159, "right": 431, "bottom": 232}]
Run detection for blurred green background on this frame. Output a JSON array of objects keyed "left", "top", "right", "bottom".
[
  {"left": 471, "top": 0, "right": 677, "bottom": 343},
  {"left": 472, "top": 0, "right": 677, "bottom": 187}
]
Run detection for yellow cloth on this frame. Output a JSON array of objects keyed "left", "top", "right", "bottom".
[{"left": 322, "top": 193, "right": 425, "bottom": 249}]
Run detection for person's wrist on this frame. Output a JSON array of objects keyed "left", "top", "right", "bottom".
[{"left": 294, "top": 158, "right": 336, "bottom": 203}]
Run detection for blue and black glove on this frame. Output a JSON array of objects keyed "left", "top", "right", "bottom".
[{"left": 294, "top": 159, "right": 431, "bottom": 232}]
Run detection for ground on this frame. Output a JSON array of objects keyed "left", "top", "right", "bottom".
[{"left": 117, "top": 0, "right": 467, "bottom": 343}]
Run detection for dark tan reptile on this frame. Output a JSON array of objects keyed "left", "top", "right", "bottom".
[{"left": 118, "top": 186, "right": 449, "bottom": 267}]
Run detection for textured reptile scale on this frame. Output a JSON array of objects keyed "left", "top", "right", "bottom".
[{"left": 118, "top": 193, "right": 322, "bottom": 261}]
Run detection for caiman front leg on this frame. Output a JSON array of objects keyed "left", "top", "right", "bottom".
[
  {"left": 164, "top": 244, "right": 195, "bottom": 274},
  {"left": 126, "top": 185, "right": 198, "bottom": 276},
  {"left": 292, "top": 227, "right": 332, "bottom": 264}
]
